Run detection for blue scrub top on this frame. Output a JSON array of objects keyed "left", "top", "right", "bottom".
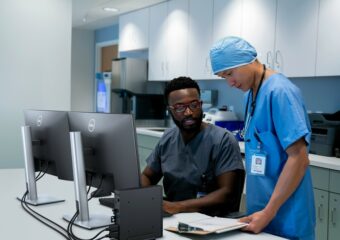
[{"left": 244, "top": 73, "right": 315, "bottom": 239}]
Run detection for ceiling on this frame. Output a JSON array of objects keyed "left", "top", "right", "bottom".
[{"left": 72, "top": 0, "right": 167, "bottom": 30}]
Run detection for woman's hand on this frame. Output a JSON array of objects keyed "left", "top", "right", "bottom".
[{"left": 239, "top": 209, "right": 275, "bottom": 233}]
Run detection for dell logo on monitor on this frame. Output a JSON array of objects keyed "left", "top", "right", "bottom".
[
  {"left": 88, "top": 119, "right": 96, "bottom": 132},
  {"left": 36, "top": 115, "right": 43, "bottom": 127}
]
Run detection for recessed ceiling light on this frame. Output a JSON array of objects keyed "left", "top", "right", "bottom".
[{"left": 103, "top": 7, "right": 119, "bottom": 12}]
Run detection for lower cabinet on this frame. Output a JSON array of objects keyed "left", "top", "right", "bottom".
[
  {"left": 311, "top": 166, "right": 340, "bottom": 240},
  {"left": 314, "top": 188, "right": 329, "bottom": 240},
  {"left": 138, "top": 147, "right": 152, "bottom": 171},
  {"left": 329, "top": 193, "right": 340, "bottom": 240},
  {"left": 136, "top": 134, "right": 160, "bottom": 171}
]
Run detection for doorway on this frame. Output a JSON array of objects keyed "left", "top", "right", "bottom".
[
  {"left": 95, "top": 40, "right": 118, "bottom": 73},
  {"left": 101, "top": 44, "right": 118, "bottom": 72}
]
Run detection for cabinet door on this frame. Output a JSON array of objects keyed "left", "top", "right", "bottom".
[
  {"left": 275, "top": 0, "right": 319, "bottom": 77},
  {"left": 213, "top": 0, "right": 243, "bottom": 42},
  {"left": 310, "top": 166, "right": 330, "bottom": 191},
  {"left": 330, "top": 170, "right": 340, "bottom": 194},
  {"left": 316, "top": 0, "right": 340, "bottom": 76},
  {"left": 166, "top": 0, "right": 189, "bottom": 80},
  {"left": 138, "top": 147, "right": 152, "bottom": 171},
  {"left": 187, "top": 0, "right": 214, "bottom": 80},
  {"left": 242, "top": 0, "right": 276, "bottom": 69},
  {"left": 329, "top": 193, "right": 340, "bottom": 240},
  {"left": 119, "top": 8, "right": 149, "bottom": 52},
  {"left": 148, "top": 3, "right": 168, "bottom": 81},
  {"left": 314, "top": 189, "right": 329, "bottom": 240}
]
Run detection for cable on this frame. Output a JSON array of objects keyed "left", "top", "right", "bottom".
[
  {"left": 21, "top": 194, "right": 69, "bottom": 235},
  {"left": 88, "top": 174, "right": 104, "bottom": 201},
  {"left": 35, "top": 160, "right": 49, "bottom": 181},
  {"left": 20, "top": 191, "right": 70, "bottom": 239},
  {"left": 20, "top": 168, "right": 110, "bottom": 240},
  {"left": 19, "top": 162, "right": 71, "bottom": 239},
  {"left": 67, "top": 175, "right": 110, "bottom": 240},
  {"left": 67, "top": 211, "right": 109, "bottom": 240}
]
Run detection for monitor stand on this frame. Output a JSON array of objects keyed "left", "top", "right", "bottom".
[
  {"left": 63, "top": 132, "right": 111, "bottom": 230},
  {"left": 18, "top": 126, "right": 65, "bottom": 205}
]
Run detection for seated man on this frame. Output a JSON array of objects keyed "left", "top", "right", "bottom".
[{"left": 141, "top": 76, "right": 245, "bottom": 216}]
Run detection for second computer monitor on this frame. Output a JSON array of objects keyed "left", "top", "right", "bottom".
[
  {"left": 24, "top": 110, "right": 73, "bottom": 181},
  {"left": 68, "top": 112, "right": 141, "bottom": 192}
]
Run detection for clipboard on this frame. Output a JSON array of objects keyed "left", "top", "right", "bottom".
[{"left": 164, "top": 212, "right": 248, "bottom": 235}]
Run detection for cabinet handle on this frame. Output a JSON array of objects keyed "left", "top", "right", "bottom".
[
  {"left": 161, "top": 62, "right": 165, "bottom": 76},
  {"left": 266, "top": 51, "right": 273, "bottom": 69},
  {"left": 275, "top": 50, "right": 281, "bottom": 71},
  {"left": 205, "top": 57, "right": 209, "bottom": 72},
  {"left": 318, "top": 204, "right": 323, "bottom": 221},
  {"left": 331, "top": 208, "right": 336, "bottom": 225},
  {"left": 165, "top": 61, "right": 169, "bottom": 75}
]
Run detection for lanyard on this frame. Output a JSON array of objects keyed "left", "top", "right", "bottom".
[{"left": 241, "top": 64, "right": 266, "bottom": 139}]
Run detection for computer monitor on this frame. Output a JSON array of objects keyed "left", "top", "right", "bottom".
[
  {"left": 68, "top": 111, "right": 141, "bottom": 191},
  {"left": 19, "top": 110, "right": 73, "bottom": 205},
  {"left": 63, "top": 112, "right": 142, "bottom": 229}
]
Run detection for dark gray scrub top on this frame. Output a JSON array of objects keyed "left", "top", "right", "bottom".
[{"left": 146, "top": 124, "right": 244, "bottom": 201}]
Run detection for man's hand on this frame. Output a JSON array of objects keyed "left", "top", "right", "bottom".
[
  {"left": 163, "top": 200, "right": 183, "bottom": 214},
  {"left": 239, "top": 209, "right": 275, "bottom": 233}
]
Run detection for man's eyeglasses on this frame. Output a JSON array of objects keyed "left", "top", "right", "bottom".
[{"left": 168, "top": 100, "right": 202, "bottom": 113}]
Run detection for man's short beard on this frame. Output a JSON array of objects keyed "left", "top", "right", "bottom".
[{"left": 170, "top": 111, "right": 203, "bottom": 134}]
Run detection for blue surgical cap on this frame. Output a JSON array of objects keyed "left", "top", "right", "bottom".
[{"left": 210, "top": 36, "right": 257, "bottom": 74}]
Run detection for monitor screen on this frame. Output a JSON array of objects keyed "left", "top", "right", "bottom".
[
  {"left": 24, "top": 110, "right": 73, "bottom": 181},
  {"left": 67, "top": 112, "right": 141, "bottom": 192}
]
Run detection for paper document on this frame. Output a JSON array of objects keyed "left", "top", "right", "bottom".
[{"left": 165, "top": 212, "right": 248, "bottom": 235}]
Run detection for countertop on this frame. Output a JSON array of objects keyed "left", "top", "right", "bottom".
[
  {"left": 1, "top": 169, "right": 286, "bottom": 240},
  {"left": 136, "top": 128, "right": 340, "bottom": 171}
]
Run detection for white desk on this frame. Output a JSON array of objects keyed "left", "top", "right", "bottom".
[{"left": 0, "top": 169, "right": 285, "bottom": 239}]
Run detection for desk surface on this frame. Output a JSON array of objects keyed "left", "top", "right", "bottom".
[{"left": 0, "top": 169, "right": 285, "bottom": 239}]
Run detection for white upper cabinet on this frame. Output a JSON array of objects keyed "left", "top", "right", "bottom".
[
  {"left": 213, "top": 0, "right": 243, "bottom": 43},
  {"left": 119, "top": 8, "right": 149, "bottom": 52},
  {"left": 166, "top": 0, "right": 189, "bottom": 80},
  {"left": 242, "top": 0, "right": 276, "bottom": 69},
  {"left": 275, "top": 0, "right": 319, "bottom": 77},
  {"left": 148, "top": 0, "right": 189, "bottom": 81},
  {"left": 145, "top": 0, "right": 336, "bottom": 80},
  {"left": 316, "top": 0, "right": 340, "bottom": 76},
  {"left": 148, "top": 3, "right": 167, "bottom": 81},
  {"left": 243, "top": 0, "right": 318, "bottom": 77},
  {"left": 187, "top": 0, "right": 214, "bottom": 80}
]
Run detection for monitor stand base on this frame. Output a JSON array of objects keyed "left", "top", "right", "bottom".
[
  {"left": 63, "top": 214, "right": 111, "bottom": 230},
  {"left": 17, "top": 195, "right": 65, "bottom": 206}
]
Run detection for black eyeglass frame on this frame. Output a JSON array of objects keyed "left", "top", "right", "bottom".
[{"left": 168, "top": 100, "right": 202, "bottom": 113}]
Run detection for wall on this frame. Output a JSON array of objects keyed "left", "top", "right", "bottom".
[
  {"left": 71, "top": 29, "right": 95, "bottom": 112},
  {"left": 291, "top": 76, "right": 340, "bottom": 114},
  {"left": 0, "top": 0, "right": 72, "bottom": 168},
  {"left": 95, "top": 25, "right": 119, "bottom": 43},
  {"left": 199, "top": 76, "right": 340, "bottom": 120}
]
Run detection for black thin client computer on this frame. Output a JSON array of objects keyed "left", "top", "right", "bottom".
[{"left": 19, "top": 110, "right": 73, "bottom": 205}]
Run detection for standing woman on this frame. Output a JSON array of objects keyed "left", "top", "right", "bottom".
[{"left": 210, "top": 36, "right": 315, "bottom": 240}]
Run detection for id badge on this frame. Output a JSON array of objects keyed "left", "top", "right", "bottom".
[{"left": 250, "top": 151, "right": 267, "bottom": 176}]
